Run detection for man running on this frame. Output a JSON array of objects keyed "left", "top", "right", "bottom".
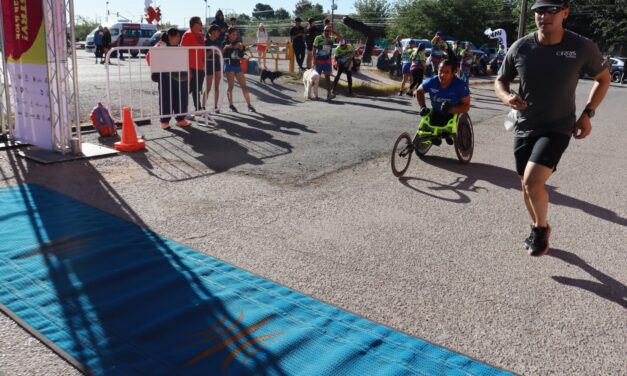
[
  {"left": 313, "top": 25, "right": 342, "bottom": 100},
  {"left": 494, "top": 0, "right": 610, "bottom": 256}
]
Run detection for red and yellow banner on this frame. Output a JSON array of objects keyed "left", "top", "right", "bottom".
[{"left": 3, "top": 0, "right": 46, "bottom": 64}]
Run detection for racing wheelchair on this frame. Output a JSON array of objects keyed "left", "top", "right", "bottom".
[{"left": 391, "top": 104, "right": 474, "bottom": 177}]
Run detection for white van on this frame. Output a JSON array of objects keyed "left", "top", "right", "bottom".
[{"left": 86, "top": 21, "right": 157, "bottom": 57}]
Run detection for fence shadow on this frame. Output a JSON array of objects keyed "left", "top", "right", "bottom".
[{"left": 0, "top": 150, "right": 289, "bottom": 374}]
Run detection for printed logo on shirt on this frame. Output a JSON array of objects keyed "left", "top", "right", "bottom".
[{"left": 556, "top": 51, "right": 577, "bottom": 58}]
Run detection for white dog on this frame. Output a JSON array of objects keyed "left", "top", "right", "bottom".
[{"left": 303, "top": 69, "right": 320, "bottom": 100}]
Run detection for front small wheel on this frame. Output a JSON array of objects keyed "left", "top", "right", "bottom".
[
  {"left": 454, "top": 113, "right": 474, "bottom": 164},
  {"left": 391, "top": 132, "right": 413, "bottom": 177}
]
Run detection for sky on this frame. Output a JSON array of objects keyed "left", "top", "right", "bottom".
[{"left": 74, "top": 0, "right": 356, "bottom": 26}]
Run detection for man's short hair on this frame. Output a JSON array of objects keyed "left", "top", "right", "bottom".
[
  {"left": 208, "top": 25, "right": 220, "bottom": 33},
  {"left": 295, "top": 17, "right": 302, "bottom": 22},
  {"left": 308, "top": 18, "right": 315, "bottom": 23},
  {"left": 230, "top": 17, "right": 237, "bottom": 22},
  {"left": 189, "top": 16, "right": 202, "bottom": 29}
]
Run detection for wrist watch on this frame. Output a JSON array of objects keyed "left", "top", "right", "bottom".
[{"left": 583, "top": 107, "right": 595, "bottom": 118}]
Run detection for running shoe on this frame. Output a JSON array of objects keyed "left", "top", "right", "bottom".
[
  {"left": 229, "top": 105, "right": 238, "bottom": 112},
  {"left": 214, "top": 107, "right": 220, "bottom": 114},
  {"left": 160, "top": 122, "right": 171, "bottom": 130},
  {"left": 398, "top": 90, "right": 404, "bottom": 96},
  {"left": 248, "top": 105, "right": 256, "bottom": 113},
  {"left": 523, "top": 225, "right": 534, "bottom": 250},
  {"left": 175, "top": 120, "right": 192, "bottom": 127},
  {"left": 327, "top": 92, "right": 336, "bottom": 100},
  {"left": 528, "top": 224, "right": 551, "bottom": 256}
]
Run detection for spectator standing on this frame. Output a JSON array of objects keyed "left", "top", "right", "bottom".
[
  {"left": 181, "top": 17, "right": 207, "bottom": 113},
  {"left": 153, "top": 28, "right": 191, "bottom": 129},
  {"left": 408, "top": 43, "right": 427, "bottom": 94},
  {"left": 305, "top": 18, "right": 319, "bottom": 69},
  {"left": 203, "top": 24, "right": 222, "bottom": 113},
  {"left": 118, "top": 32, "right": 126, "bottom": 61},
  {"left": 399, "top": 39, "right": 416, "bottom": 96},
  {"left": 223, "top": 27, "right": 255, "bottom": 113},
  {"left": 101, "top": 27, "right": 112, "bottom": 64},
  {"left": 211, "top": 10, "right": 228, "bottom": 46},
  {"left": 256, "top": 23, "right": 268, "bottom": 69},
  {"left": 229, "top": 17, "right": 243, "bottom": 43},
  {"left": 376, "top": 47, "right": 394, "bottom": 73},
  {"left": 430, "top": 32, "right": 449, "bottom": 74},
  {"left": 94, "top": 26, "right": 104, "bottom": 64},
  {"left": 332, "top": 39, "right": 355, "bottom": 96},
  {"left": 290, "top": 17, "right": 306, "bottom": 70},
  {"left": 459, "top": 43, "right": 475, "bottom": 86},
  {"left": 393, "top": 35, "right": 403, "bottom": 77}
]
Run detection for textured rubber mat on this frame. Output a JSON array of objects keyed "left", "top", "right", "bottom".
[{"left": 0, "top": 184, "right": 512, "bottom": 375}]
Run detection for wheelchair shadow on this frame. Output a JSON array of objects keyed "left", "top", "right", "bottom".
[
  {"left": 549, "top": 249, "right": 627, "bottom": 309},
  {"left": 403, "top": 156, "right": 627, "bottom": 227}
]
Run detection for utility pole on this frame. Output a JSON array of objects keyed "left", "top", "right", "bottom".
[
  {"left": 106, "top": 1, "right": 109, "bottom": 23},
  {"left": 331, "top": 0, "right": 336, "bottom": 29},
  {"left": 518, "top": 0, "right": 528, "bottom": 40}
]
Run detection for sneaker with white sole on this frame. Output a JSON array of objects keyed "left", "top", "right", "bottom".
[{"left": 528, "top": 224, "right": 551, "bottom": 256}]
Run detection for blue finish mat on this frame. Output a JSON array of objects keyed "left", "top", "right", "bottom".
[{"left": 0, "top": 184, "right": 512, "bottom": 375}]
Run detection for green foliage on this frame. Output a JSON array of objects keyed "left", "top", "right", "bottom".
[
  {"left": 275, "top": 8, "right": 291, "bottom": 20},
  {"left": 74, "top": 16, "right": 99, "bottom": 41},
  {"left": 253, "top": 3, "right": 275, "bottom": 20},
  {"left": 389, "top": 0, "right": 517, "bottom": 44},
  {"left": 567, "top": 0, "right": 627, "bottom": 51},
  {"left": 294, "top": 0, "right": 325, "bottom": 20},
  {"left": 238, "top": 14, "right": 252, "bottom": 22}
]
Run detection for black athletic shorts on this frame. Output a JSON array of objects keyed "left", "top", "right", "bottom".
[{"left": 513, "top": 133, "right": 571, "bottom": 176}]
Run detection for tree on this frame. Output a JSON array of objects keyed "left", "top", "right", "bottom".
[
  {"left": 74, "top": 16, "right": 100, "bottom": 41},
  {"left": 275, "top": 8, "right": 291, "bottom": 20},
  {"left": 253, "top": 3, "right": 275, "bottom": 20},
  {"left": 354, "top": 0, "right": 390, "bottom": 22},
  {"left": 238, "top": 13, "right": 251, "bottom": 22},
  {"left": 389, "top": 0, "right": 515, "bottom": 46},
  {"left": 294, "top": 0, "right": 325, "bottom": 20}
]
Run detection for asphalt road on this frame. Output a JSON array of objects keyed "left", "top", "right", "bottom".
[{"left": 0, "top": 52, "right": 625, "bottom": 375}]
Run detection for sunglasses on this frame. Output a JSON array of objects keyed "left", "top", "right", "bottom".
[{"left": 534, "top": 6, "right": 565, "bottom": 15}]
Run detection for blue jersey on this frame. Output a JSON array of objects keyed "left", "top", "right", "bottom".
[{"left": 422, "top": 76, "right": 470, "bottom": 114}]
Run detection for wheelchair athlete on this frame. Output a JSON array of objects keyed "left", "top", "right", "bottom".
[{"left": 414, "top": 58, "right": 471, "bottom": 145}]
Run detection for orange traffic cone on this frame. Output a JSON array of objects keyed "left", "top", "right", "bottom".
[{"left": 115, "top": 107, "right": 146, "bottom": 152}]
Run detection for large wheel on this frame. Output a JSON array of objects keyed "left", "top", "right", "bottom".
[
  {"left": 454, "top": 113, "right": 474, "bottom": 164},
  {"left": 611, "top": 70, "right": 622, "bottom": 83},
  {"left": 391, "top": 132, "right": 413, "bottom": 177},
  {"left": 414, "top": 135, "right": 432, "bottom": 157}
]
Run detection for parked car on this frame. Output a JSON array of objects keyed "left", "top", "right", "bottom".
[
  {"left": 479, "top": 44, "right": 498, "bottom": 60},
  {"left": 610, "top": 57, "right": 625, "bottom": 83},
  {"left": 148, "top": 28, "right": 188, "bottom": 47}
]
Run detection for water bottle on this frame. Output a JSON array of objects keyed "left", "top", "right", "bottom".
[{"left": 504, "top": 109, "right": 518, "bottom": 131}]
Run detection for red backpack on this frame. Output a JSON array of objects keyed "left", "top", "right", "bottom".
[{"left": 90, "top": 103, "right": 118, "bottom": 137}]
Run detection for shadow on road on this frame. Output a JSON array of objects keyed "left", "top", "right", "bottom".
[
  {"left": 401, "top": 156, "right": 627, "bottom": 227},
  {"left": 0, "top": 151, "right": 287, "bottom": 374},
  {"left": 549, "top": 249, "right": 627, "bottom": 309}
]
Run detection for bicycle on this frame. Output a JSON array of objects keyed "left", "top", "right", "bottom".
[{"left": 391, "top": 106, "right": 474, "bottom": 177}]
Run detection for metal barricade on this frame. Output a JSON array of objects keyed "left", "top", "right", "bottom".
[
  {"left": 104, "top": 46, "right": 224, "bottom": 124},
  {"left": 248, "top": 41, "right": 295, "bottom": 73}
]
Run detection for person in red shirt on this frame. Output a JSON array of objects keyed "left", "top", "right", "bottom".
[{"left": 181, "top": 17, "right": 206, "bottom": 113}]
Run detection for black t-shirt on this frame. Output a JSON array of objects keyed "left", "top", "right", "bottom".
[
  {"left": 223, "top": 41, "right": 244, "bottom": 67},
  {"left": 305, "top": 25, "right": 318, "bottom": 49},
  {"left": 205, "top": 37, "right": 221, "bottom": 62},
  {"left": 290, "top": 26, "right": 305, "bottom": 46},
  {"left": 499, "top": 30, "right": 604, "bottom": 137}
]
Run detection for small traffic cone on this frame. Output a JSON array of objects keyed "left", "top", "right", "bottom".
[{"left": 114, "top": 107, "right": 146, "bottom": 152}]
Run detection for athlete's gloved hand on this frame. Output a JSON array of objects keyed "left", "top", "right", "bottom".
[
  {"left": 440, "top": 101, "right": 452, "bottom": 114},
  {"left": 419, "top": 107, "right": 430, "bottom": 117}
]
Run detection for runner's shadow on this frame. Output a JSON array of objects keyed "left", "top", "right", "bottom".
[
  {"left": 549, "top": 249, "right": 627, "bottom": 309},
  {"left": 421, "top": 156, "right": 627, "bottom": 227}
]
